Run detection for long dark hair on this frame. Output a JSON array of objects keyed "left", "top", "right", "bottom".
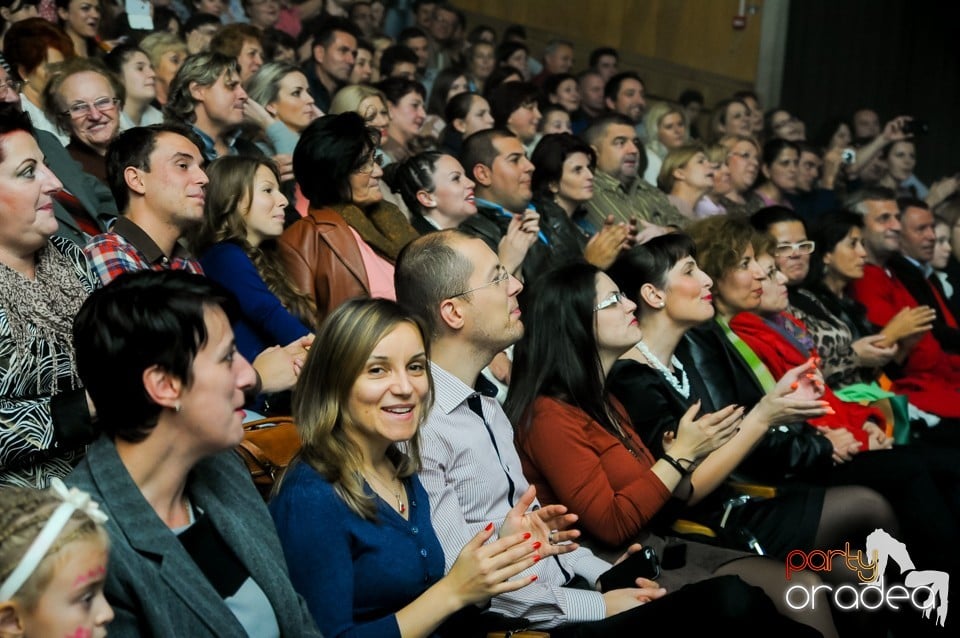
[{"left": 505, "top": 261, "right": 621, "bottom": 436}]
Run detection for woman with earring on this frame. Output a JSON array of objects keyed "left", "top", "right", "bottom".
[{"left": 391, "top": 151, "right": 477, "bottom": 235}]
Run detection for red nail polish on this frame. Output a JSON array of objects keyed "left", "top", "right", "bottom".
[
  {"left": 530, "top": 575, "right": 538, "bottom": 582},
  {"left": 523, "top": 532, "right": 531, "bottom": 539},
  {"left": 485, "top": 522, "right": 494, "bottom": 531},
  {"left": 532, "top": 541, "right": 541, "bottom": 549},
  {"left": 790, "top": 382, "right": 799, "bottom": 390},
  {"left": 533, "top": 554, "right": 541, "bottom": 562}
]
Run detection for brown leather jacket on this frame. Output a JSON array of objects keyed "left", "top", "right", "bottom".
[{"left": 278, "top": 207, "right": 370, "bottom": 323}]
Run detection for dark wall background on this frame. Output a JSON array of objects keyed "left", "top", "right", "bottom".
[{"left": 781, "top": 0, "right": 960, "bottom": 184}]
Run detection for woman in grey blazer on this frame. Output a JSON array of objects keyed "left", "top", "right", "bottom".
[{"left": 65, "top": 270, "right": 322, "bottom": 638}]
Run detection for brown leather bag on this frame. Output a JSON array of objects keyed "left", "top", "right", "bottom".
[{"left": 236, "top": 416, "right": 301, "bottom": 500}]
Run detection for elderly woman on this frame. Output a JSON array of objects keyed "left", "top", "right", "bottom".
[
  {"left": 194, "top": 155, "right": 313, "bottom": 364},
  {"left": 271, "top": 298, "right": 540, "bottom": 637},
  {"left": 658, "top": 143, "right": 715, "bottom": 221},
  {"left": 43, "top": 57, "right": 121, "bottom": 184},
  {"left": 103, "top": 43, "right": 163, "bottom": 130},
  {"left": 391, "top": 151, "right": 477, "bottom": 235},
  {"left": 55, "top": 0, "right": 99, "bottom": 58},
  {"left": 138, "top": 31, "right": 187, "bottom": 108},
  {"left": 0, "top": 105, "right": 96, "bottom": 488},
  {"left": 278, "top": 112, "right": 418, "bottom": 323},
  {"left": 3, "top": 17, "right": 75, "bottom": 144},
  {"left": 642, "top": 101, "right": 687, "bottom": 185},
  {"left": 65, "top": 270, "right": 323, "bottom": 637}
]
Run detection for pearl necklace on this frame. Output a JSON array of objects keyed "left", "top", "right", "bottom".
[
  {"left": 364, "top": 470, "right": 406, "bottom": 515},
  {"left": 634, "top": 340, "right": 690, "bottom": 399}
]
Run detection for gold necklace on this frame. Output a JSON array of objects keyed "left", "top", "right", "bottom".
[{"left": 364, "top": 470, "right": 406, "bottom": 514}]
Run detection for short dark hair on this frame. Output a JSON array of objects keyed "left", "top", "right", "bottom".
[
  {"left": 588, "top": 46, "right": 618, "bottom": 68},
  {"left": 749, "top": 206, "right": 803, "bottom": 233},
  {"left": 379, "top": 44, "right": 418, "bottom": 78},
  {"left": 495, "top": 41, "right": 528, "bottom": 67},
  {"left": 460, "top": 127, "right": 513, "bottom": 178},
  {"left": 103, "top": 43, "right": 147, "bottom": 75},
  {"left": 445, "top": 91, "right": 478, "bottom": 124},
  {"left": 487, "top": 81, "right": 539, "bottom": 129},
  {"left": 397, "top": 26, "right": 428, "bottom": 44},
  {"left": 608, "top": 233, "right": 697, "bottom": 300},
  {"left": 543, "top": 73, "right": 576, "bottom": 103},
  {"left": 293, "top": 112, "right": 379, "bottom": 207},
  {"left": 377, "top": 75, "right": 426, "bottom": 104},
  {"left": 531, "top": 133, "right": 595, "bottom": 201},
  {"left": 395, "top": 230, "right": 474, "bottom": 338},
  {"left": 106, "top": 124, "right": 204, "bottom": 213},
  {"left": 73, "top": 270, "right": 239, "bottom": 442},
  {"left": 678, "top": 88, "right": 704, "bottom": 107},
  {"left": 604, "top": 71, "right": 643, "bottom": 103},
  {"left": 313, "top": 16, "right": 360, "bottom": 50},
  {"left": 0, "top": 103, "right": 34, "bottom": 163},
  {"left": 805, "top": 210, "right": 863, "bottom": 286},
  {"left": 502, "top": 24, "right": 526, "bottom": 41},
  {"left": 183, "top": 11, "right": 221, "bottom": 35},
  {"left": 897, "top": 196, "right": 929, "bottom": 213},
  {"left": 580, "top": 112, "right": 636, "bottom": 147},
  {"left": 262, "top": 27, "right": 297, "bottom": 60}
]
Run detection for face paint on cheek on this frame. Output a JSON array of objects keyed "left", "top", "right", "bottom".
[
  {"left": 66, "top": 628, "right": 93, "bottom": 638},
  {"left": 72, "top": 565, "right": 106, "bottom": 587}
]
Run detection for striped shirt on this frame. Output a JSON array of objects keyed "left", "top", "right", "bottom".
[
  {"left": 584, "top": 170, "right": 688, "bottom": 232},
  {"left": 420, "top": 363, "right": 610, "bottom": 627}
]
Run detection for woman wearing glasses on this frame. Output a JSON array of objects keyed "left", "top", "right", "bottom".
[
  {"left": 43, "top": 58, "right": 121, "bottom": 185},
  {"left": 279, "top": 112, "right": 419, "bottom": 324}
]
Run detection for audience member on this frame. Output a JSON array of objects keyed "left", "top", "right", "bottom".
[
  {"left": 378, "top": 76, "right": 427, "bottom": 163},
  {"left": 677, "top": 88, "right": 704, "bottom": 139},
  {"left": 55, "top": 0, "right": 100, "bottom": 59},
  {"left": 604, "top": 71, "right": 646, "bottom": 133},
  {"left": 487, "top": 81, "right": 541, "bottom": 154},
  {"left": 183, "top": 12, "right": 222, "bottom": 54},
  {"left": 659, "top": 143, "right": 715, "bottom": 220},
  {"left": 589, "top": 45, "right": 618, "bottom": 82},
  {"left": 209, "top": 22, "right": 264, "bottom": 82},
  {"left": 642, "top": 101, "right": 688, "bottom": 185},
  {"left": 139, "top": 31, "right": 188, "bottom": 108},
  {"left": 707, "top": 98, "right": 751, "bottom": 143},
  {"left": 752, "top": 138, "right": 800, "bottom": 208},
  {"left": 464, "top": 39, "right": 494, "bottom": 94},
  {"left": 104, "top": 44, "right": 164, "bottom": 130},
  {"left": 438, "top": 90, "right": 491, "bottom": 155},
  {"left": 538, "top": 103, "right": 571, "bottom": 135},
  {"left": 573, "top": 69, "right": 605, "bottom": 133},
  {"left": 392, "top": 151, "right": 477, "bottom": 234},
  {"left": 531, "top": 38, "right": 573, "bottom": 87},
  {"left": 348, "top": 35, "right": 373, "bottom": 83},
  {"left": 303, "top": 16, "right": 358, "bottom": 113},
  {"left": 379, "top": 43, "right": 418, "bottom": 80},
  {"left": 852, "top": 107, "right": 880, "bottom": 139},
  {"left": 717, "top": 133, "right": 764, "bottom": 215},
  {"left": 242, "top": 0, "right": 279, "bottom": 31}
]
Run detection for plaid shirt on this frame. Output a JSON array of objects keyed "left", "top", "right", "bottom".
[{"left": 84, "top": 216, "right": 203, "bottom": 285}]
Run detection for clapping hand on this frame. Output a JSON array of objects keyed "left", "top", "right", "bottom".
[{"left": 500, "top": 485, "right": 580, "bottom": 557}]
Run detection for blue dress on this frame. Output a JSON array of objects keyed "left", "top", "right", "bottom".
[
  {"left": 270, "top": 462, "right": 446, "bottom": 638},
  {"left": 199, "top": 242, "right": 310, "bottom": 361}
]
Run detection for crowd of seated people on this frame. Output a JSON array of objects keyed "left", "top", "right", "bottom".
[{"left": 1, "top": 1, "right": 959, "bottom": 636}]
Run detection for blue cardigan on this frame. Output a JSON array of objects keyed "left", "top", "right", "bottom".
[
  {"left": 270, "top": 462, "right": 446, "bottom": 638},
  {"left": 200, "top": 242, "right": 310, "bottom": 361}
]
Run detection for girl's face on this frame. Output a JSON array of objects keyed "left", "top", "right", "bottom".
[
  {"left": 59, "top": 0, "right": 100, "bottom": 39},
  {"left": 427, "top": 155, "right": 475, "bottom": 221},
  {"left": 16, "top": 537, "right": 113, "bottom": 638},
  {"left": 726, "top": 140, "right": 759, "bottom": 193},
  {"left": 657, "top": 112, "right": 686, "bottom": 149},
  {"left": 349, "top": 47, "right": 373, "bottom": 84},
  {"left": 358, "top": 95, "right": 390, "bottom": 145},
  {"left": 540, "top": 109, "right": 571, "bottom": 135},
  {"left": 268, "top": 71, "right": 317, "bottom": 134},
  {"left": 119, "top": 51, "right": 156, "bottom": 103},
  {"left": 506, "top": 100, "right": 541, "bottom": 144},
  {"left": 550, "top": 78, "right": 579, "bottom": 112},
  {"left": 933, "top": 222, "right": 952, "bottom": 271},
  {"left": 446, "top": 75, "right": 469, "bottom": 102},
  {"left": 241, "top": 165, "right": 288, "bottom": 246},
  {"left": 456, "top": 95, "right": 494, "bottom": 137},
  {"left": 756, "top": 253, "right": 789, "bottom": 314},
  {"left": 764, "top": 147, "right": 799, "bottom": 192},
  {"left": 557, "top": 151, "right": 594, "bottom": 205},
  {"left": 388, "top": 91, "right": 426, "bottom": 142},
  {"left": 886, "top": 140, "right": 916, "bottom": 182},
  {"left": 593, "top": 272, "right": 641, "bottom": 356},
  {"left": 505, "top": 49, "right": 528, "bottom": 76}
]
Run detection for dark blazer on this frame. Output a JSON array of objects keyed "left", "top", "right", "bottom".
[
  {"left": 887, "top": 254, "right": 960, "bottom": 353},
  {"left": 35, "top": 130, "right": 116, "bottom": 246},
  {"left": 66, "top": 436, "right": 323, "bottom": 638}
]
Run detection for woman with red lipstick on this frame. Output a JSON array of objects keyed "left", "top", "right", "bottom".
[
  {"left": 66, "top": 271, "right": 324, "bottom": 637},
  {"left": 506, "top": 260, "right": 841, "bottom": 637},
  {"left": 392, "top": 151, "right": 478, "bottom": 235},
  {"left": 271, "top": 298, "right": 541, "bottom": 638},
  {"left": 0, "top": 104, "right": 98, "bottom": 489},
  {"left": 528, "top": 133, "right": 629, "bottom": 274},
  {"left": 194, "top": 156, "right": 313, "bottom": 366}
]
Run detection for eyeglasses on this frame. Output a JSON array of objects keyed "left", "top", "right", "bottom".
[
  {"left": 354, "top": 153, "right": 384, "bottom": 174},
  {"left": 450, "top": 266, "right": 510, "bottom": 297},
  {"left": 594, "top": 291, "right": 626, "bottom": 312},
  {"left": 775, "top": 241, "right": 815, "bottom": 256},
  {"left": 0, "top": 79, "right": 22, "bottom": 94},
  {"left": 63, "top": 97, "right": 120, "bottom": 119}
]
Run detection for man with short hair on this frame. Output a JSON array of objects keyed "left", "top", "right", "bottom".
[
  {"left": 426, "top": 2, "right": 460, "bottom": 72},
  {"left": 887, "top": 198, "right": 960, "bottom": 352},
  {"left": 458, "top": 129, "right": 542, "bottom": 278},
  {"left": 582, "top": 114, "right": 685, "bottom": 239},
  {"left": 572, "top": 69, "right": 605, "bottom": 134},
  {"left": 589, "top": 46, "right": 618, "bottom": 82},
  {"left": 348, "top": 0, "right": 376, "bottom": 37},
  {"left": 379, "top": 44, "right": 419, "bottom": 80},
  {"left": 303, "top": 17, "right": 358, "bottom": 113},
  {"left": 604, "top": 71, "right": 647, "bottom": 142},
  {"left": 852, "top": 108, "right": 881, "bottom": 139},
  {"left": 785, "top": 143, "right": 840, "bottom": 224},
  {"left": 531, "top": 39, "right": 574, "bottom": 87},
  {"left": 393, "top": 230, "right": 804, "bottom": 634},
  {"left": 398, "top": 26, "right": 431, "bottom": 77}
]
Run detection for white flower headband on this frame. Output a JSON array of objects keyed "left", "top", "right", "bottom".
[{"left": 0, "top": 478, "right": 108, "bottom": 601}]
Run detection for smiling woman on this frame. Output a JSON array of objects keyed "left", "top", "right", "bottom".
[{"left": 55, "top": 0, "right": 100, "bottom": 58}]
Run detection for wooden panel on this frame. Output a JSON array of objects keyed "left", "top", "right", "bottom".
[{"left": 453, "top": 0, "right": 765, "bottom": 103}]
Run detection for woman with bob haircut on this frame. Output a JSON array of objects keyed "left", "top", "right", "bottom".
[
  {"left": 279, "top": 112, "right": 418, "bottom": 323},
  {"left": 65, "top": 270, "right": 323, "bottom": 637},
  {"left": 194, "top": 155, "right": 314, "bottom": 364},
  {"left": 642, "top": 101, "right": 687, "bottom": 185},
  {"left": 270, "top": 297, "right": 541, "bottom": 637},
  {"left": 506, "top": 260, "right": 841, "bottom": 637}
]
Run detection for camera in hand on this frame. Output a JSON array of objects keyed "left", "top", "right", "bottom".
[
  {"left": 903, "top": 119, "right": 929, "bottom": 136},
  {"left": 597, "top": 546, "right": 660, "bottom": 592}
]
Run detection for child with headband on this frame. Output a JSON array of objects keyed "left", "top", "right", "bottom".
[{"left": 0, "top": 479, "right": 113, "bottom": 638}]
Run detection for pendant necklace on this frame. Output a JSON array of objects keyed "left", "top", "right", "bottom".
[
  {"left": 365, "top": 470, "right": 406, "bottom": 514},
  {"left": 634, "top": 340, "right": 690, "bottom": 399}
]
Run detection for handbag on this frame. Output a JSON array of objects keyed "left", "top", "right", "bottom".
[{"left": 236, "top": 416, "right": 301, "bottom": 500}]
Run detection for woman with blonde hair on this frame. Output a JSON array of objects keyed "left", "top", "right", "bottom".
[
  {"left": 717, "top": 133, "right": 764, "bottom": 215},
  {"left": 658, "top": 143, "right": 715, "bottom": 221},
  {"left": 643, "top": 101, "right": 688, "bottom": 185},
  {"left": 194, "top": 155, "right": 314, "bottom": 366},
  {"left": 694, "top": 143, "right": 733, "bottom": 218},
  {"left": 244, "top": 61, "right": 319, "bottom": 157},
  {"left": 270, "top": 298, "right": 540, "bottom": 636},
  {"left": 329, "top": 83, "right": 391, "bottom": 147},
  {"left": 138, "top": 31, "right": 187, "bottom": 108}
]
